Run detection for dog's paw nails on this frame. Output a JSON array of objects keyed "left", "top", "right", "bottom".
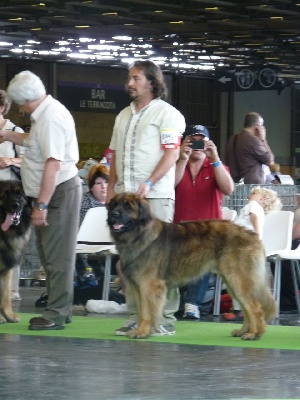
[
  {"left": 231, "top": 329, "right": 244, "bottom": 337},
  {"left": 241, "top": 333, "right": 258, "bottom": 340},
  {"left": 127, "top": 329, "right": 149, "bottom": 339},
  {"left": 5, "top": 314, "right": 20, "bottom": 323}
]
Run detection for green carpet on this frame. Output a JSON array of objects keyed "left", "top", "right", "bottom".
[{"left": 0, "top": 313, "right": 299, "bottom": 351}]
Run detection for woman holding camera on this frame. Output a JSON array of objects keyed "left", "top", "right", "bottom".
[{"left": 174, "top": 124, "right": 234, "bottom": 320}]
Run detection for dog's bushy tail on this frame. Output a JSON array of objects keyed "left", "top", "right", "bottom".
[
  {"left": 260, "top": 288, "right": 277, "bottom": 321},
  {"left": 251, "top": 251, "right": 277, "bottom": 321}
]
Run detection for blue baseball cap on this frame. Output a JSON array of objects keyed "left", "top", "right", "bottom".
[{"left": 184, "top": 125, "right": 210, "bottom": 139}]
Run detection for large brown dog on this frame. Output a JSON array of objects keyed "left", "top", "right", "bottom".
[
  {"left": 0, "top": 180, "right": 32, "bottom": 323},
  {"left": 107, "top": 192, "right": 277, "bottom": 340}
]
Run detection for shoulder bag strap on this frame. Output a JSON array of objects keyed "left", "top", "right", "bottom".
[{"left": 11, "top": 126, "right": 18, "bottom": 157}]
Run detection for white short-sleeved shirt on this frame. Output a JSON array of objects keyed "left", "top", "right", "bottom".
[
  {"left": 235, "top": 200, "right": 265, "bottom": 239},
  {"left": 21, "top": 95, "right": 79, "bottom": 197},
  {"left": 0, "top": 120, "right": 24, "bottom": 181},
  {"left": 110, "top": 98, "right": 186, "bottom": 199}
]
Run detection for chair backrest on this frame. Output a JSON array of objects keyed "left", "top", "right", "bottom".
[
  {"left": 221, "top": 208, "right": 237, "bottom": 221},
  {"left": 77, "top": 207, "right": 113, "bottom": 244},
  {"left": 262, "top": 210, "right": 294, "bottom": 256}
]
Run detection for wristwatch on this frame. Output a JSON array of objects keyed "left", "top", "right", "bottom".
[{"left": 34, "top": 202, "right": 48, "bottom": 210}]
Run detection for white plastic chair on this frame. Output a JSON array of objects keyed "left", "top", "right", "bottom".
[
  {"left": 221, "top": 207, "right": 237, "bottom": 222},
  {"left": 272, "top": 244, "right": 300, "bottom": 317},
  {"left": 262, "top": 210, "right": 294, "bottom": 318},
  {"left": 213, "top": 208, "right": 237, "bottom": 316},
  {"left": 76, "top": 207, "right": 116, "bottom": 301}
]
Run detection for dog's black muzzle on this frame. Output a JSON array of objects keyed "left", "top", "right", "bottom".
[{"left": 108, "top": 209, "right": 122, "bottom": 224}]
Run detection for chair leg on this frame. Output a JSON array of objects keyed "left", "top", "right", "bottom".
[
  {"left": 102, "top": 251, "right": 112, "bottom": 301},
  {"left": 213, "top": 275, "right": 222, "bottom": 316},
  {"left": 295, "top": 260, "right": 300, "bottom": 285},
  {"left": 290, "top": 260, "right": 300, "bottom": 315},
  {"left": 273, "top": 256, "right": 282, "bottom": 319}
]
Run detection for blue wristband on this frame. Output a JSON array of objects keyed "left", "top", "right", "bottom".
[
  {"left": 145, "top": 179, "right": 153, "bottom": 189},
  {"left": 211, "top": 160, "right": 222, "bottom": 167}
]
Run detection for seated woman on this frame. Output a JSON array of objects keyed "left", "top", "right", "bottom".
[
  {"left": 77, "top": 163, "right": 125, "bottom": 301},
  {"left": 79, "top": 163, "right": 109, "bottom": 225}
]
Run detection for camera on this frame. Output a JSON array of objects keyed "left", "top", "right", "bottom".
[{"left": 190, "top": 140, "right": 205, "bottom": 150}]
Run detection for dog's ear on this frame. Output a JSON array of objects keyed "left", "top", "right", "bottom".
[
  {"left": 106, "top": 194, "right": 117, "bottom": 210},
  {"left": 138, "top": 198, "right": 153, "bottom": 224}
]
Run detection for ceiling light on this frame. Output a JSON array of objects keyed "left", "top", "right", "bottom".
[
  {"left": 10, "top": 49, "right": 23, "bottom": 53},
  {"left": 52, "top": 47, "right": 71, "bottom": 52},
  {"left": 169, "top": 21, "right": 183, "bottom": 24},
  {"left": 0, "top": 42, "right": 13, "bottom": 46},
  {"left": 79, "top": 38, "right": 96, "bottom": 43},
  {"left": 88, "top": 44, "right": 121, "bottom": 50},
  {"left": 75, "top": 26, "right": 90, "bottom": 28},
  {"left": 113, "top": 36, "right": 132, "bottom": 41}
]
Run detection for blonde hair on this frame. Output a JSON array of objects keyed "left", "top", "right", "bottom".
[{"left": 250, "top": 186, "right": 282, "bottom": 214}]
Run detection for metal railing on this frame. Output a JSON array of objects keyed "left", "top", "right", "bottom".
[{"left": 222, "top": 184, "right": 300, "bottom": 214}]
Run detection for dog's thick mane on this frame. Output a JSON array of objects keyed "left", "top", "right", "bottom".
[
  {"left": 0, "top": 180, "right": 32, "bottom": 270},
  {"left": 0, "top": 180, "right": 33, "bottom": 324}
]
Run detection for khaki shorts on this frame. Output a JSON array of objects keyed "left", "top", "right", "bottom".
[{"left": 146, "top": 198, "right": 174, "bottom": 223}]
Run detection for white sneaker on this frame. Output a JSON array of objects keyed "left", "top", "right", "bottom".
[
  {"left": 114, "top": 321, "right": 176, "bottom": 337},
  {"left": 11, "top": 292, "right": 22, "bottom": 301},
  {"left": 150, "top": 324, "right": 176, "bottom": 336},
  {"left": 183, "top": 303, "right": 200, "bottom": 320},
  {"left": 114, "top": 320, "right": 138, "bottom": 336}
]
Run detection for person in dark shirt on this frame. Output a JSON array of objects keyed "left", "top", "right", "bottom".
[{"left": 225, "top": 112, "right": 274, "bottom": 184}]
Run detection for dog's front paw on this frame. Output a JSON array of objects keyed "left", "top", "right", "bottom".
[
  {"left": 241, "top": 332, "right": 260, "bottom": 340},
  {"left": 3, "top": 312, "right": 20, "bottom": 323},
  {"left": 231, "top": 328, "right": 245, "bottom": 337},
  {"left": 127, "top": 328, "right": 150, "bottom": 339}
]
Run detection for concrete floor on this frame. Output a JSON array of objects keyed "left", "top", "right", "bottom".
[{"left": 0, "top": 285, "right": 299, "bottom": 400}]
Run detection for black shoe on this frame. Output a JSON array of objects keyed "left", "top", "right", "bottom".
[
  {"left": 29, "top": 317, "right": 65, "bottom": 331},
  {"left": 35, "top": 292, "right": 48, "bottom": 308}
]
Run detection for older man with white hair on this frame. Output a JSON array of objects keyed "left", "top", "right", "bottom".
[{"left": 0, "top": 70, "right": 82, "bottom": 331}]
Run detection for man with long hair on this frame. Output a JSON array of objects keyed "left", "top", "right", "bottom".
[{"left": 107, "top": 60, "right": 186, "bottom": 336}]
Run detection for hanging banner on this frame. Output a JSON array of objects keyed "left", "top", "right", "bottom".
[{"left": 57, "top": 81, "right": 130, "bottom": 114}]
